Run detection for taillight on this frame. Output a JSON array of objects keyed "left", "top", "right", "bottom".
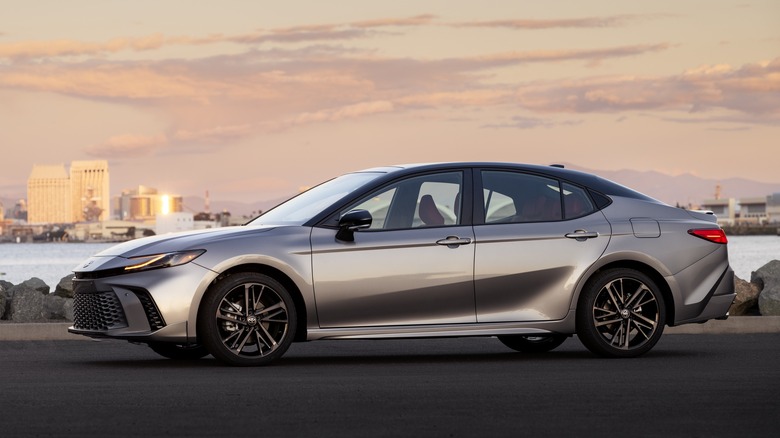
[{"left": 688, "top": 228, "right": 728, "bottom": 244}]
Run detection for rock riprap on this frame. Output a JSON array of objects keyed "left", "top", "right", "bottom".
[
  {"left": 753, "top": 260, "right": 780, "bottom": 316},
  {"left": 730, "top": 276, "right": 761, "bottom": 316},
  {"left": 1, "top": 277, "right": 73, "bottom": 323}
]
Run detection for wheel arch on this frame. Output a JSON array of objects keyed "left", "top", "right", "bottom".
[
  {"left": 574, "top": 258, "right": 675, "bottom": 327},
  {"left": 195, "top": 263, "right": 309, "bottom": 342}
]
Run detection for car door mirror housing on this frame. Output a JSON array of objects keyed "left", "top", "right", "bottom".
[{"left": 336, "top": 209, "right": 373, "bottom": 242}]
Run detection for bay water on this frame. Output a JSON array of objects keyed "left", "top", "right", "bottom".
[{"left": 0, "top": 235, "right": 778, "bottom": 290}]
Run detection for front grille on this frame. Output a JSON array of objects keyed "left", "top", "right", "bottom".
[{"left": 73, "top": 290, "right": 128, "bottom": 331}]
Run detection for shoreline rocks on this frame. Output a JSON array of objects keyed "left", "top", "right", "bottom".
[
  {"left": 753, "top": 260, "right": 780, "bottom": 316},
  {"left": 1, "top": 275, "right": 74, "bottom": 323}
]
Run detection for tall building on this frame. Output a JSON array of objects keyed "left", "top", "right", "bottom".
[
  {"left": 27, "top": 164, "right": 72, "bottom": 223},
  {"left": 70, "top": 160, "right": 110, "bottom": 222}
]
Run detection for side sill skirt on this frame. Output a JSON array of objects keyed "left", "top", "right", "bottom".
[{"left": 306, "top": 314, "right": 575, "bottom": 341}]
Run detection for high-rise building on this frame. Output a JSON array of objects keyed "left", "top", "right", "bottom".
[
  {"left": 27, "top": 164, "right": 72, "bottom": 223},
  {"left": 26, "top": 160, "right": 111, "bottom": 224},
  {"left": 70, "top": 160, "right": 110, "bottom": 222}
]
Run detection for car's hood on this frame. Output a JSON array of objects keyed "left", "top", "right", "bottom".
[{"left": 94, "top": 225, "right": 277, "bottom": 258}]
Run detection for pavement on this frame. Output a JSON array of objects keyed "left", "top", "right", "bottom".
[{"left": 1, "top": 316, "right": 779, "bottom": 341}]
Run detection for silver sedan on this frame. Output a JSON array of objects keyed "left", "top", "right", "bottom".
[{"left": 70, "top": 163, "right": 735, "bottom": 365}]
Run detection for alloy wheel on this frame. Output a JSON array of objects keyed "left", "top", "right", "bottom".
[
  {"left": 216, "top": 282, "right": 290, "bottom": 357},
  {"left": 592, "top": 277, "right": 660, "bottom": 350}
]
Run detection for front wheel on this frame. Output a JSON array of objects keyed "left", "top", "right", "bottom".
[
  {"left": 576, "top": 268, "right": 666, "bottom": 358},
  {"left": 498, "top": 334, "right": 568, "bottom": 353},
  {"left": 198, "top": 272, "right": 297, "bottom": 366}
]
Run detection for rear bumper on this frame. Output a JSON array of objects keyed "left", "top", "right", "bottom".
[{"left": 673, "top": 266, "right": 735, "bottom": 326}]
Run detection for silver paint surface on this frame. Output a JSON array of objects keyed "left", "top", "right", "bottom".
[{"left": 69, "top": 163, "right": 735, "bottom": 346}]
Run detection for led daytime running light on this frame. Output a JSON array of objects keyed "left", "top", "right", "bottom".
[
  {"left": 124, "top": 254, "right": 167, "bottom": 271},
  {"left": 122, "top": 250, "right": 205, "bottom": 272}
]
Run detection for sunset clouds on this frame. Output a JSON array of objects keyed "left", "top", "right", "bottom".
[{"left": 1, "top": 1, "right": 778, "bottom": 201}]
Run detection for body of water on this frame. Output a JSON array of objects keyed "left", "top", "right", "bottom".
[
  {"left": 0, "top": 243, "right": 114, "bottom": 289},
  {"left": 0, "top": 236, "right": 778, "bottom": 289},
  {"left": 726, "top": 235, "right": 780, "bottom": 279}
]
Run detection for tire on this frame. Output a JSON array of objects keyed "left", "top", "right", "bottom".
[
  {"left": 197, "top": 272, "right": 297, "bottom": 366},
  {"left": 148, "top": 342, "right": 209, "bottom": 360},
  {"left": 498, "top": 334, "right": 568, "bottom": 353},
  {"left": 576, "top": 268, "right": 666, "bottom": 358}
]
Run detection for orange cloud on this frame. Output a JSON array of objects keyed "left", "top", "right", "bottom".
[
  {"left": 282, "top": 100, "right": 395, "bottom": 128},
  {"left": 0, "top": 34, "right": 170, "bottom": 60},
  {"left": 0, "top": 14, "right": 668, "bottom": 62},
  {"left": 461, "top": 43, "right": 672, "bottom": 68},
  {"left": 351, "top": 14, "right": 437, "bottom": 28},
  {"left": 172, "top": 124, "right": 253, "bottom": 143},
  {"left": 511, "top": 58, "right": 780, "bottom": 117},
  {"left": 0, "top": 14, "right": 437, "bottom": 61},
  {"left": 0, "top": 64, "right": 217, "bottom": 101},
  {"left": 86, "top": 134, "right": 169, "bottom": 158},
  {"left": 450, "top": 14, "right": 664, "bottom": 29}
]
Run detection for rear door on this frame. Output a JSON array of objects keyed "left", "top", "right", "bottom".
[{"left": 473, "top": 169, "right": 610, "bottom": 322}]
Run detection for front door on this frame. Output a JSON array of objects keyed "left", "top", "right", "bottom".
[{"left": 311, "top": 171, "right": 476, "bottom": 328}]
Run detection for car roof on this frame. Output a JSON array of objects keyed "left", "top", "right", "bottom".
[{"left": 354, "top": 162, "right": 658, "bottom": 202}]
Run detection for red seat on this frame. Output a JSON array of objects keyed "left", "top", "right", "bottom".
[{"left": 419, "top": 195, "right": 444, "bottom": 226}]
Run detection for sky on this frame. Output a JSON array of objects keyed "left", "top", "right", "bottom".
[{"left": 1, "top": 0, "right": 778, "bottom": 204}]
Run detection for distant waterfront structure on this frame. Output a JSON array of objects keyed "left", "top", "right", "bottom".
[
  {"left": 701, "top": 193, "right": 780, "bottom": 225},
  {"left": 70, "top": 160, "right": 110, "bottom": 222},
  {"left": 700, "top": 198, "right": 737, "bottom": 225},
  {"left": 27, "top": 164, "right": 72, "bottom": 224},
  {"left": 768, "top": 193, "right": 780, "bottom": 223},
  {"left": 114, "top": 186, "right": 183, "bottom": 220},
  {"left": 156, "top": 212, "right": 194, "bottom": 234}
]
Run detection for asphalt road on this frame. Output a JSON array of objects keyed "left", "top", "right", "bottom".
[{"left": 1, "top": 334, "right": 779, "bottom": 437}]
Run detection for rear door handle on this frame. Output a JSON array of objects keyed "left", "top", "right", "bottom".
[
  {"left": 436, "top": 236, "right": 472, "bottom": 248},
  {"left": 565, "top": 230, "right": 599, "bottom": 241}
]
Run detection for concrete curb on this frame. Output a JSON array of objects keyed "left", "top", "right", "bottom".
[
  {"left": 0, "top": 323, "right": 83, "bottom": 341},
  {"left": 665, "top": 316, "right": 780, "bottom": 334},
  {"left": 1, "top": 317, "right": 780, "bottom": 341}
]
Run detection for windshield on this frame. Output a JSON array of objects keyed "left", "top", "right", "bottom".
[{"left": 248, "top": 172, "right": 384, "bottom": 226}]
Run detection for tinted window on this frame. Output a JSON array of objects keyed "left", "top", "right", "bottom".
[
  {"left": 345, "top": 172, "right": 462, "bottom": 230},
  {"left": 562, "top": 183, "right": 596, "bottom": 219},
  {"left": 481, "top": 171, "right": 562, "bottom": 223}
]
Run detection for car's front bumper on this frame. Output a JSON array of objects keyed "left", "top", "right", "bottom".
[{"left": 68, "top": 263, "right": 216, "bottom": 343}]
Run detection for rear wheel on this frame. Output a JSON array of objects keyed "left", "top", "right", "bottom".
[
  {"left": 577, "top": 268, "right": 666, "bottom": 358},
  {"left": 148, "top": 342, "right": 209, "bottom": 360},
  {"left": 198, "top": 272, "right": 296, "bottom": 366},
  {"left": 498, "top": 334, "right": 568, "bottom": 353}
]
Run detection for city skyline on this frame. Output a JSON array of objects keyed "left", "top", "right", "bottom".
[{"left": 1, "top": 1, "right": 779, "bottom": 204}]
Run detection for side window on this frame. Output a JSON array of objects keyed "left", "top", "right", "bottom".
[
  {"left": 484, "top": 190, "right": 515, "bottom": 223},
  {"left": 562, "top": 183, "right": 595, "bottom": 219},
  {"left": 348, "top": 187, "right": 396, "bottom": 229},
  {"left": 344, "top": 172, "right": 462, "bottom": 230},
  {"left": 481, "top": 171, "right": 562, "bottom": 223}
]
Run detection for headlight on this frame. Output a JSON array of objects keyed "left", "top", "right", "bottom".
[{"left": 121, "top": 250, "right": 206, "bottom": 272}]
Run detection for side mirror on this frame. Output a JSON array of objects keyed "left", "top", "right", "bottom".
[{"left": 336, "top": 209, "right": 372, "bottom": 242}]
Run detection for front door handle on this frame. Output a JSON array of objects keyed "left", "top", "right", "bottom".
[
  {"left": 436, "top": 236, "right": 472, "bottom": 248},
  {"left": 565, "top": 230, "right": 599, "bottom": 241}
]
